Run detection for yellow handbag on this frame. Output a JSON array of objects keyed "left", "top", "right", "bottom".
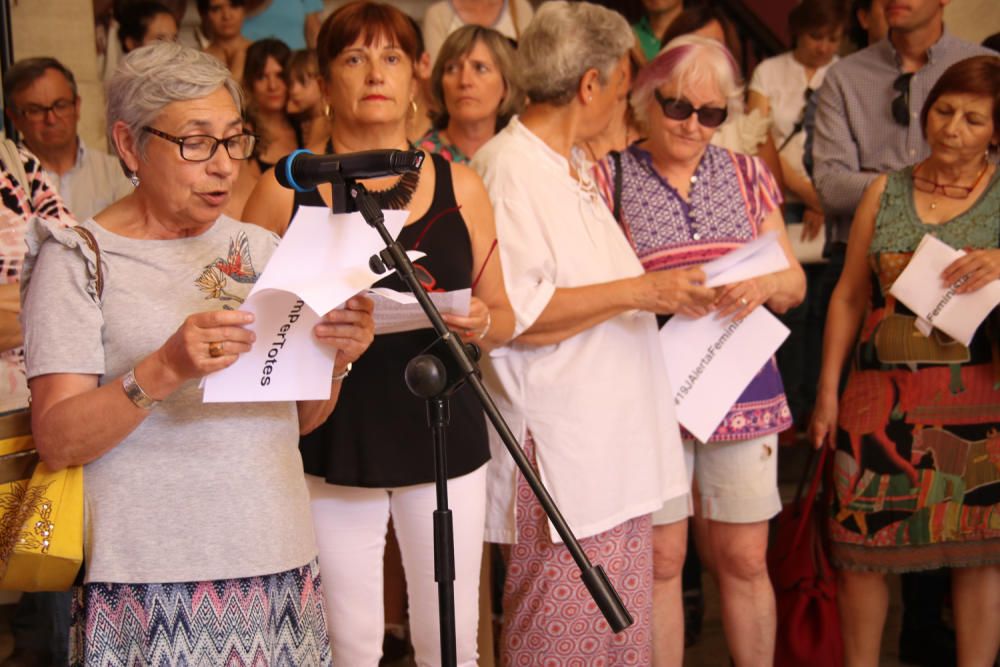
[{"left": 0, "top": 409, "right": 83, "bottom": 591}]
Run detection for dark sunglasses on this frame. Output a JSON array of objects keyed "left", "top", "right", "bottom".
[
  {"left": 654, "top": 90, "right": 728, "bottom": 128},
  {"left": 891, "top": 73, "right": 913, "bottom": 127}
]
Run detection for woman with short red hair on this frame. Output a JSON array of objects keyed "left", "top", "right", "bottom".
[
  {"left": 811, "top": 55, "right": 1000, "bottom": 666},
  {"left": 243, "top": 3, "right": 513, "bottom": 665}
]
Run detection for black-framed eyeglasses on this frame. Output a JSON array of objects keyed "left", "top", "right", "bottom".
[
  {"left": 142, "top": 126, "right": 257, "bottom": 162},
  {"left": 654, "top": 90, "right": 727, "bottom": 128},
  {"left": 891, "top": 73, "right": 913, "bottom": 127},
  {"left": 15, "top": 98, "right": 76, "bottom": 122}
]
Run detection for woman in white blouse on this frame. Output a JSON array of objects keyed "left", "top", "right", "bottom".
[
  {"left": 422, "top": 0, "right": 532, "bottom": 66},
  {"left": 748, "top": 0, "right": 846, "bottom": 240},
  {"left": 471, "top": 2, "right": 715, "bottom": 664}
]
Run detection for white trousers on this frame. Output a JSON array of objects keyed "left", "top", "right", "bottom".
[{"left": 305, "top": 465, "right": 487, "bottom": 667}]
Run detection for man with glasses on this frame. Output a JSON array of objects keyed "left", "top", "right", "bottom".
[
  {"left": 4, "top": 57, "right": 132, "bottom": 221},
  {"left": 811, "top": 2, "right": 991, "bottom": 665}
]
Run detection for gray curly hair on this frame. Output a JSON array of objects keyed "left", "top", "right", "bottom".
[
  {"left": 106, "top": 41, "right": 243, "bottom": 169},
  {"left": 516, "top": 1, "right": 633, "bottom": 107}
]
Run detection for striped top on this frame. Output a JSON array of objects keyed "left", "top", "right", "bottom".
[{"left": 595, "top": 143, "right": 791, "bottom": 442}]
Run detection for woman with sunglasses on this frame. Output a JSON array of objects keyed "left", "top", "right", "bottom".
[
  {"left": 595, "top": 35, "right": 804, "bottom": 667},
  {"left": 810, "top": 55, "right": 1000, "bottom": 667},
  {"left": 243, "top": 3, "right": 514, "bottom": 664}
]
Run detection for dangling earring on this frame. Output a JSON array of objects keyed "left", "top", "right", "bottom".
[
  {"left": 324, "top": 103, "right": 332, "bottom": 120},
  {"left": 409, "top": 98, "right": 419, "bottom": 117},
  {"left": 129, "top": 172, "right": 140, "bottom": 187}
]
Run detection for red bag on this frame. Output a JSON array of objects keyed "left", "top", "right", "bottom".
[{"left": 768, "top": 446, "right": 843, "bottom": 667}]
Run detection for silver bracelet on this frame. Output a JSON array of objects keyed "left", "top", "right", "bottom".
[
  {"left": 122, "top": 368, "right": 158, "bottom": 410},
  {"left": 332, "top": 362, "right": 352, "bottom": 382},
  {"left": 477, "top": 312, "right": 493, "bottom": 341}
]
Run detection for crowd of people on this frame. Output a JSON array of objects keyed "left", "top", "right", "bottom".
[{"left": 1, "top": 0, "right": 999, "bottom": 666}]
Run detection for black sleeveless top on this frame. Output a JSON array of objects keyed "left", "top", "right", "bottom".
[{"left": 297, "top": 153, "right": 490, "bottom": 486}]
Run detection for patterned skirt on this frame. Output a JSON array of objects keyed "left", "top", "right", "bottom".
[
  {"left": 500, "top": 434, "right": 653, "bottom": 666},
  {"left": 830, "top": 361, "right": 1000, "bottom": 572},
  {"left": 69, "top": 559, "right": 331, "bottom": 666}
]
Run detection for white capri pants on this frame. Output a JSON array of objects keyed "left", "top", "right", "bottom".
[{"left": 306, "top": 464, "right": 487, "bottom": 667}]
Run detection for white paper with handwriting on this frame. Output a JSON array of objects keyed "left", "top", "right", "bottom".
[{"left": 202, "top": 206, "right": 410, "bottom": 402}]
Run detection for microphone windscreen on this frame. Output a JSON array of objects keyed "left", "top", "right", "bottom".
[{"left": 273, "top": 155, "right": 292, "bottom": 189}]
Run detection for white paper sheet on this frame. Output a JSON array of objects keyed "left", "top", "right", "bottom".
[
  {"left": 786, "top": 223, "right": 827, "bottom": 265},
  {"left": 369, "top": 287, "right": 472, "bottom": 335},
  {"left": 660, "top": 308, "right": 790, "bottom": 443},
  {"left": 202, "top": 206, "right": 410, "bottom": 402},
  {"left": 889, "top": 234, "right": 1000, "bottom": 346},
  {"left": 702, "top": 230, "right": 790, "bottom": 287}
]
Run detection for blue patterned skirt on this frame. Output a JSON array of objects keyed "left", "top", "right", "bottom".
[{"left": 69, "top": 559, "right": 331, "bottom": 666}]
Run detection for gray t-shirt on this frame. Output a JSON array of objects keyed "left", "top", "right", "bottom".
[{"left": 22, "top": 215, "right": 317, "bottom": 584}]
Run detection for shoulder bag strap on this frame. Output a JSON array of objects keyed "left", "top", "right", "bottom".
[
  {"left": 791, "top": 445, "right": 829, "bottom": 549},
  {"left": 612, "top": 149, "right": 623, "bottom": 224},
  {"left": 68, "top": 226, "right": 104, "bottom": 299}
]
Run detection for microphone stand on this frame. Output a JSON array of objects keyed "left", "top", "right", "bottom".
[{"left": 334, "top": 176, "right": 634, "bottom": 665}]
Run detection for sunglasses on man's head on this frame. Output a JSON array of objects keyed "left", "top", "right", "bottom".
[
  {"left": 892, "top": 73, "right": 914, "bottom": 127},
  {"left": 654, "top": 90, "right": 728, "bottom": 128}
]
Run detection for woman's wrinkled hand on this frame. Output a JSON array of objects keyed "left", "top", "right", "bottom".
[
  {"left": 941, "top": 249, "right": 1000, "bottom": 294},
  {"left": 714, "top": 275, "right": 776, "bottom": 321},
  {"left": 315, "top": 295, "right": 375, "bottom": 372},
  {"left": 443, "top": 296, "right": 491, "bottom": 340},
  {"left": 809, "top": 391, "right": 839, "bottom": 450},
  {"left": 636, "top": 267, "right": 716, "bottom": 315},
  {"left": 156, "top": 310, "right": 256, "bottom": 382}
]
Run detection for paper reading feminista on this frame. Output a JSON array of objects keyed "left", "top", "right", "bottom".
[
  {"left": 661, "top": 309, "right": 790, "bottom": 443},
  {"left": 659, "top": 232, "right": 791, "bottom": 442},
  {"left": 369, "top": 287, "right": 471, "bottom": 335},
  {"left": 889, "top": 234, "right": 1000, "bottom": 346},
  {"left": 202, "top": 206, "right": 410, "bottom": 403}
]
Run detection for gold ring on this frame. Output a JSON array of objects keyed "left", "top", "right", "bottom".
[
  {"left": 208, "top": 341, "right": 225, "bottom": 358},
  {"left": 739, "top": 297, "right": 749, "bottom": 306}
]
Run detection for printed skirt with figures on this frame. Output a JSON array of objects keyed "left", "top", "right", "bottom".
[
  {"left": 829, "top": 168, "right": 1000, "bottom": 572},
  {"left": 70, "top": 559, "right": 331, "bottom": 666}
]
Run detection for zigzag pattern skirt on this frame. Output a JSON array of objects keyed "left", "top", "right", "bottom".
[{"left": 69, "top": 559, "right": 331, "bottom": 666}]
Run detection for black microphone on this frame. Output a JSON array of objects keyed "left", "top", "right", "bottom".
[{"left": 274, "top": 148, "right": 424, "bottom": 192}]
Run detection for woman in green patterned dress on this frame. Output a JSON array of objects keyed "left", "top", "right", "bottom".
[{"left": 811, "top": 55, "right": 1000, "bottom": 667}]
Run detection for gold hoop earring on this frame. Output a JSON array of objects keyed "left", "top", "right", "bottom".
[
  {"left": 324, "top": 103, "right": 332, "bottom": 120},
  {"left": 410, "top": 99, "right": 419, "bottom": 117}
]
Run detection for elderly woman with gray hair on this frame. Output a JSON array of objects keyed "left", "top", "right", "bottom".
[
  {"left": 594, "top": 36, "right": 804, "bottom": 666},
  {"left": 20, "top": 42, "right": 375, "bottom": 665},
  {"left": 471, "top": 3, "right": 715, "bottom": 664}
]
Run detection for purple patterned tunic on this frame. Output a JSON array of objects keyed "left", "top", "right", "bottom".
[{"left": 595, "top": 143, "right": 792, "bottom": 442}]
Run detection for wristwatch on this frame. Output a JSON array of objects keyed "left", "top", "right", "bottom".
[{"left": 122, "top": 368, "right": 159, "bottom": 410}]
